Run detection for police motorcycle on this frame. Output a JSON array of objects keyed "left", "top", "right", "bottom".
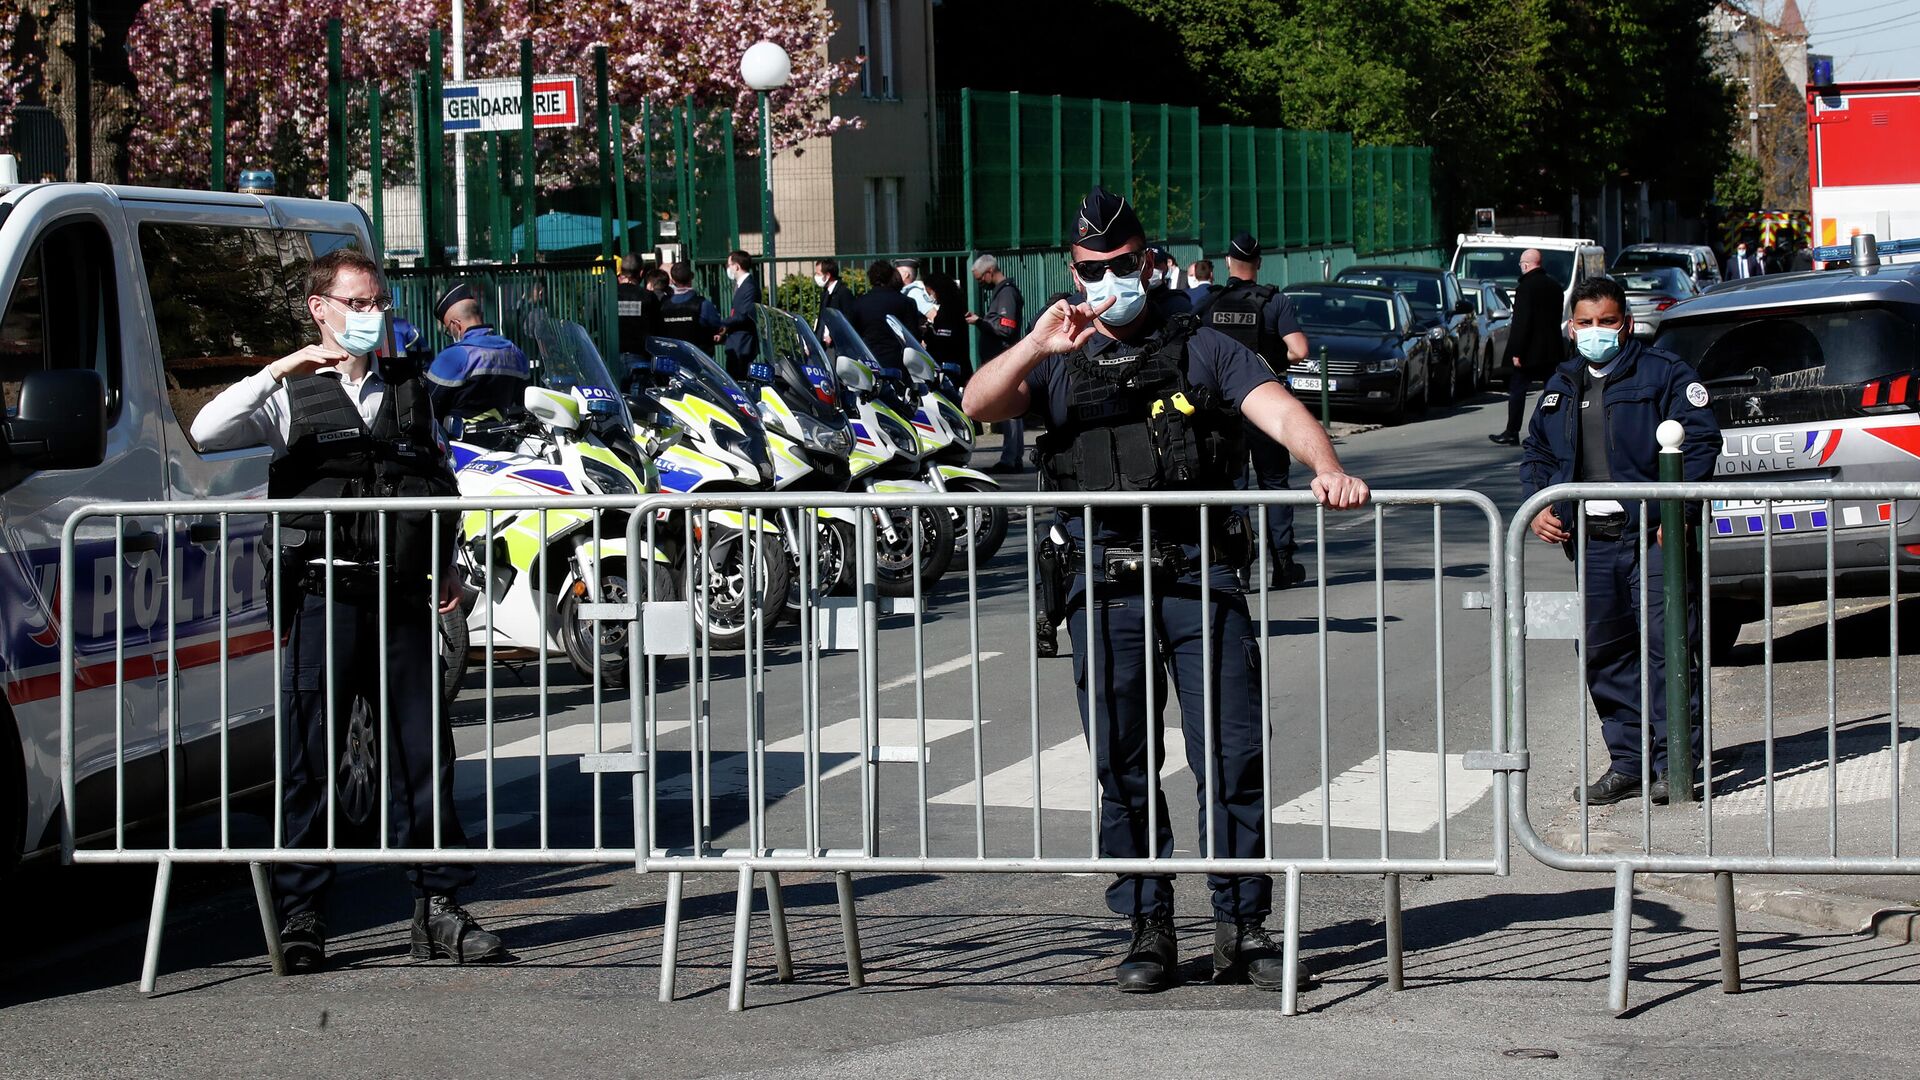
[
  {"left": 448, "top": 320, "right": 665, "bottom": 687},
  {"left": 621, "top": 336, "right": 790, "bottom": 653},
  {"left": 881, "top": 314, "right": 1009, "bottom": 563},
  {"left": 744, "top": 305, "right": 865, "bottom": 615},
  {"left": 816, "top": 308, "right": 956, "bottom": 597}
]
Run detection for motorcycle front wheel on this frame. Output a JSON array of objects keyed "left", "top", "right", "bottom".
[
  {"left": 946, "top": 481, "right": 1008, "bottom": 565},
  {"left": 872, "top": 503, "right": 955, "bottom": 598},
  {"left": 691, "top": 526, "right": 792, "bottom": 651}
]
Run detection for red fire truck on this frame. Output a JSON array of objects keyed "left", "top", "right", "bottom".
[{"left": 1808, "top": 77, "right": 1920, "bottom": 265}]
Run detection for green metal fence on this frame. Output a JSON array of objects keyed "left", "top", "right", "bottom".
[
  {"left": 388, "top": 261, "right": 618, "bottom": 377},
  {"left": 957, "top": 89, "right": 1434, "bottom": 259}
]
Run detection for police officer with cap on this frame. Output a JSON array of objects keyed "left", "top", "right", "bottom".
[
  {"left": 191, "top": 248, "right": 506, "bottom": 973},
  {"left": 1520, "top": 276, "right": 1719, "bottom": 805},
  {"left": 963, "top": 188, "right": 1369, "bottom": 994},
  {"left": 425, "top": 282, "right": 531, "bottom": 426},
  {"left": 1194, "top": 233, "right": 1311, "bottom": 587}
]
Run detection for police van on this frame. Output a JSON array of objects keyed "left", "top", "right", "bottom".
[
  {"left": 1649, "top": 237, "right": 1920, "bottom": 658},
  {"left": 0, "top": 174, "right": 378, "bottom": 872}
]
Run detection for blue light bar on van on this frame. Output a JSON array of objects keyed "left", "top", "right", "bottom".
[{"left": 1813, "top": 237, "right": 1920, "bottom": 262}]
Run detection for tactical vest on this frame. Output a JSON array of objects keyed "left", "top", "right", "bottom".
[
  {"left": 268, "top": 371, "right": 458, "bottom": 589},
  {"left": 1035, "top": 316, "right": 1244, "bottom": 498},
  {"left": 656, "top": 291, "right": 709, "bottom": 346},
  {"left": 1202, "top": 280, "right": 1280, "bottom": 365}
]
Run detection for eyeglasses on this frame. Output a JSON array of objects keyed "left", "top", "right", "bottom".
[
  {"left": 321, "top": 292, "right": 394, "bottom": 313},
  {"left": 1069, "top": 251, "right": 1146, "bottom": 282}
]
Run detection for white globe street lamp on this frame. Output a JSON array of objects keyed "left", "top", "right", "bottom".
[{"left": 741, "top": 41, "right": 792, "bottom": 268}]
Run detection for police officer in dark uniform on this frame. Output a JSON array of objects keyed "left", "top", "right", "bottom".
[
  {"left": 190, "top": 248, "right": 505, "bottom": 973},
  {"left": 657, "top": 261, "right": 723, "bottom": 349},
  {"left": 1520, "top": 276, "right": 1720, "bottom": 804},
  {"left": 963, "top": 188, "right": 1369, "bottom": 994},
  {"left": 1194, "top": 233, "right": 1311, "bottom": 587},
  {"left": 1146, "top": 244, "right": 1192, "bottom": 316},
  {"left": 616, "top": 262, "right": 662, "bottom": 366},
  {"left": 425, "top": 282, "right": 531, "bottom": 426}
]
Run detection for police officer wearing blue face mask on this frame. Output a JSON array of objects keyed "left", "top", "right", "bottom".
[
  {"left": 963, "top": 187, "right": 1370, "bottom": 994},
  {"left": 1520, "top": 276, "right": 1720, "bottom": 805}
]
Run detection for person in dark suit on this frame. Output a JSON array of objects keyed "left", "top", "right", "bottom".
[
  {"left": 850, "top": 259, "right": 922, "bottom": 373},
  {"left": 1723, "top": 242, "right": 1764, "bottom": 281},
  {"left": 814, "top": 257, "right": 857, "bottom": 336},
  {"left": 718, "top": 249, "right": 762, "bottom": 379},
  {"left": 1490, "top": 248, "right": 1565, "bottom": 446}
]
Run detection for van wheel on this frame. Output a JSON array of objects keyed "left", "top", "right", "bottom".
[{"left": 1709, "top": 600, "right": 1759, "bottom": 664}]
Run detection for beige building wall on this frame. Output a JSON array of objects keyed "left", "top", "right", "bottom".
[{"left": 748, "top": 0, "right": 941, "bottom": 270}]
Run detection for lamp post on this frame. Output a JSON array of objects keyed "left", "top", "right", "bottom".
[{"left": 740, "top": 40, "right": 792, "bottom": 270}]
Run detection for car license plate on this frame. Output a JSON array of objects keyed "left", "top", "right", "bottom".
[{"left": 1289, "top": 377, "right": 1335, "bottom": 392}]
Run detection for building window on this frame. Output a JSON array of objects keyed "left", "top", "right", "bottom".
[
  {"left": 863, "top": 177, "right": 901, "bottom": 253},
  {"left": 857, "top": 0, "right": 896, "bottom": 100}
]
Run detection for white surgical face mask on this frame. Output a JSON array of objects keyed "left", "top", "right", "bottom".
[
  {"left": 814, "top": 273, "right": 828, "bottom": 288},
  {"left": 1083, "top": 270, "right": 1147, "bottom": 326}
]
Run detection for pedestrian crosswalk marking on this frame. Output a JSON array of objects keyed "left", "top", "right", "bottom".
[
  {"left": 879, "top": 652, "right": 1004, "bottom": 693},
  {"left": 1269, "top": 751, "right": 1489, "bottom": 833},
  {"left": 929, "top": 730, "right": 1190, "bottom": 812}
]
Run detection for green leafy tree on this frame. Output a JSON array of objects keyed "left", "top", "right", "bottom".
[{"left": 1714, "top": 151, "right": 1763, "bottom": 213}]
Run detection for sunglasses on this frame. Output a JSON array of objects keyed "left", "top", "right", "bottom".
[
  {"left": 321, "top": 292, "right": 395, "bottom": 313},
  {"left": 1069, "top": 250, "right": 1147, "bottom": 282}
]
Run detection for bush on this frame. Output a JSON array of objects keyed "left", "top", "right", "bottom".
[{"left": 773, "top": 268, "right": 869, "bottom": 328}]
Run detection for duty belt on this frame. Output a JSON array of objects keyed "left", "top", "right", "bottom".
[
  {"left": 1584, "top": 512, "right": 1630, "bottom": 543},
  {"left": 1073, "top": 540, "right": 1193, "bottom": 587}
]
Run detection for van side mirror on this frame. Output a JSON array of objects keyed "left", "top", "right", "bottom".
[
  {"left": 1453, "top": 298, "right": 1476, "bottom": 316},
  {"left": 4, "top": 369, "right": 106, "bottom": 471}
]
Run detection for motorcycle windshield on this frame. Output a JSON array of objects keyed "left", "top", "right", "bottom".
[
  {"left": 642, "top": 335, "right": 771, "bottom": 470},
  {"left": 753, "top": 305, "right": 849, "bottom": 430},
  {"left": 530, "top": 319, "right": 633, "bottom": 429}
]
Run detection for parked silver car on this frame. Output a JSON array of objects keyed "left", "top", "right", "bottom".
[
  {"left": 1651, "top": 248, "right": 1920, "bottom": 658},
  {"left": 1615, "top": 265, "right": 1702, "bottom": 340},
  {"left": 1612, "top": 242, "right": 1721, "bottom": 287},
  {"left": 1462, "top": 278, "right": 1512, "bottom": 388}
]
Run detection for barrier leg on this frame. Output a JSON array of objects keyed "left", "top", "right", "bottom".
[
  {"left": 1608, "top": 865, "right": 1634, "bottom": 1013},
  {"left": 1715, "top": 871, "right": 1742, "bottom": 994},
  {"left": 1280, "top": 866, "right": 1301, "bottom": 1017},
  {"left": 728, "top": 865, "right": 754, "bottom": 1012},
  {"left": 766, "top": 872, "right": 793, "bottom": 983},
  {"left": 1383, "top": 873, "right": 1404, "bottom": 992},
  {"left": 139, "top": 858, "right": 174, "bottom": 995},
  {"left": 657, "top": 871, "right": 684, "bottom": 1003},
  {"left": 249, "top": 862, "right": 286, "bottom": 977},
  {"left": 835, "top": 870, "right": 865, "bottom": 988}
]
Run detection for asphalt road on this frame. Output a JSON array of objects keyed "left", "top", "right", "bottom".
[{"left": 5, "top": 389, "right": 1918, "bottom": 1078}]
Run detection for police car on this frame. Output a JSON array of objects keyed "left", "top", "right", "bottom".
[
  {"left": 1649, "top": 237, "right": 1920, "bottom": 658},
  {"left": 0, "top": 173, "right": 379, "bottom": 872}
]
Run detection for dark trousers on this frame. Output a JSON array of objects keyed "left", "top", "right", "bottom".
[
  {"left": 1581, "top": 533, "right": 1703, "bottom": 778},
  {"left": 273, "top": 590, "right": 473, "bottom": 919},
  {"left": 1504, "top": 371, "right": 1535, "bottom": 436},
  {"left": 1067, "top": 580, "right": 1271, "bottom": 921},
  {"left": 1235, "top": 425, "right": 1295, "bottom": 557}
]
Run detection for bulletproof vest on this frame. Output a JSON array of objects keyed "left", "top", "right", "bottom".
[
  {"left": 1035, "top": 315, "right": 1244, "bottom": 499},
  {"left": 1202, "top": 281, "right": 1280, "bottom": 365},
  {"left": 268, "top": 371, "right": 458, "bottom": 587},
  {"left": 617, "top": 282, "right": 658, "bottom": 354},
  {"left": 656, "top": 290, "right": 708, "bottom": 345}
]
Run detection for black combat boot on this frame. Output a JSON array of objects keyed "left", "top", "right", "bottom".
[
  {"left": 1213, "top": 920, "right": 1313, "bottom": 991},
  {"left": 1577, "top": 770, "right": 1644, "bottom": 805},
  {"left": 410, "top": 896, "right": 507, "bottom": 963},
  {"left": 278, "top": 911, "right": 327, "bottom": 974},
  {"left": 1115, "top": 915, "right": 1179, "bottom": 993}
]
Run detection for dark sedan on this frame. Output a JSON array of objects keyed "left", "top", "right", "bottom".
[
  {"left": 1281, "top": 283, "right": 1434, "bottom": 424},
  {"left": 1332, "top": 264, "right": 1481, "bottom": 403}
]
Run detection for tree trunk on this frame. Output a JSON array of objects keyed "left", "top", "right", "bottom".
[{"left": 25, "top": 0, "right": 141, "bottom": 183}]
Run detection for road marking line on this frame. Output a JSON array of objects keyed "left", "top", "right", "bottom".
[
  {"left": 654, "top": 716, "right": 976, "bottom": 799},
  {"left": 460, "top": 719, "right": 690, "bottom": 762},
  {"left": 879, "top": 652, "right": 1003, "bottom": 693},
  {"left": 1269, "top": 751, "right": 1489, "bottom": 833}
]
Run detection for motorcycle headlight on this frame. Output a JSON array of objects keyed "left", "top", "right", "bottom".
[
  {"left": 875, "top": 410, "right": 915, "bottom": 453},
  {"left": 582, "top": 456, "right": 637, "bottom": 496},
  {"left": 797, "top": 411, "right": 853, "bottom": 456}
]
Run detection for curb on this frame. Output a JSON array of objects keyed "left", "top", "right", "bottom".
[{"left": 1540, "top": 821, "right": 1920, "bottom": 946}]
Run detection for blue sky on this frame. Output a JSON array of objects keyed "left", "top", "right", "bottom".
[{"left": 1803, "top": 0, "right": 1920, "bottom": 81}]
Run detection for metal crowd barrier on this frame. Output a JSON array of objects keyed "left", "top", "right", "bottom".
[
  {"left": 1506, "top": 481, "right": 1920, "bottom": 1012},
  {"left": 60, "top": 488, "right": 1507, "bottom": 1011}
]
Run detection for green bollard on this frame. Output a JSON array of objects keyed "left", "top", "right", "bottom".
[{"left": 1658, "top": 419, "right": 1694, "bottom": 802}]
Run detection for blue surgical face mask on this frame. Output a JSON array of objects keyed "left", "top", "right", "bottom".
[
  {"left": 1083, "top": 270, "right": 1147, "bottom": 326},
  {"left": 324, "top": 301, "right": 387, "bottom": 356},
  {"left": 1573, "top": 325, "right": 1623, "bottom": 365}
]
